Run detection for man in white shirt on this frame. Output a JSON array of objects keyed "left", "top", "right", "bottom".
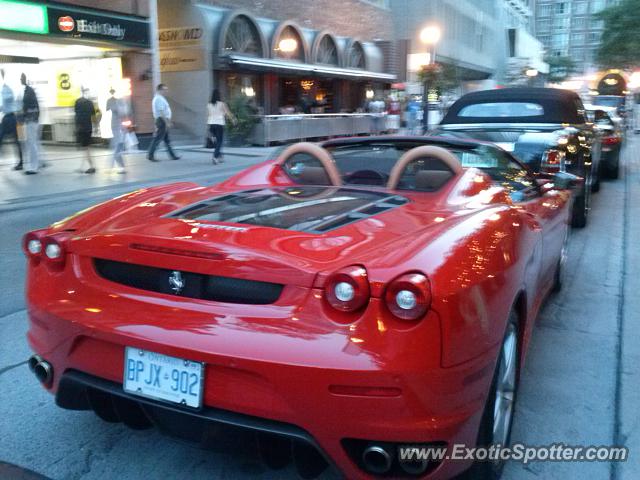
[{"left": 147, "top": 83, "right": 180, "bottom": 161}]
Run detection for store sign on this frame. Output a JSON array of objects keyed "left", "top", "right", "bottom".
[
  {"left": 0, "top": 0, "right": 48, "bottom": 34},
  {"left": 159, "top": 26, "right": 203, "bottom": 47},
  {"left": 159, "top": 48, "right": 205, "bottom": 72},
  {"left": 47, "top": 6, "right": 150, "bottom": 47},
  {"left": 56, "top": 70, "right": 81, "bottom": 107}
]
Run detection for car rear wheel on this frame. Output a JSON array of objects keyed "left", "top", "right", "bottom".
[
  {"left": 465, "top": 310, "right": 519, "bottom": 480},
  {"left": 604, "top": 151, "right": 620, "bottom": 180},
  {"left": 571, "top": 190, "right": 588, "bottom": 228},
  {"left": 552, "top": 228, "right": 570, "bottom": 293}
]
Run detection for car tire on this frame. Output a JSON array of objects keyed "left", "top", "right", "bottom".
[
  {"left": 604, "top": 152, "right": 620, "bottom": 180},
  {"left": 464, "top": 310, "right": 520, "bottom": 480},
  {"left": 591, "top": 167, "right": 601, "bottom": 192},
  {"left": 571, "top": 191, "right": 588, "bottom": 228},
  {"left": 552, "top": 228, "right": 570, "bottom": 293}
]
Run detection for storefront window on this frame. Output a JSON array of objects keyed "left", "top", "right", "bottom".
[
  {"left": 278, "top": 78, "right": 337, "bottom": 114},
  {"left": 274, "top": 26, "right": 304, "bottom": 62},
  {"left": 223, "top": 72, "right": 261, "bottom": 110},
  {"left": 224, "top": 15, "right": 263, "bottom": 57}
]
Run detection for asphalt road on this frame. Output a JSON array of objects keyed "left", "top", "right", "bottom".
[{"left": 0, "top": 142, "right": 638, "bottom": 480}]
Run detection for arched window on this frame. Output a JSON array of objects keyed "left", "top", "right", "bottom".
[
  {"left": 316, "top": 35, "right": 339, "bottom": 66},
  {"left": 223, "top": 15, "right": 262, "bottom": 56},
  {"left": 347, "top": 42, "right": 365, "bottom": 69},
  {"left": 274, "top": 26, "right": 304, "bottom": 61}
]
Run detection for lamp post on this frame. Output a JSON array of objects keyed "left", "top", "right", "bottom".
[{"left": 420, "top": 25, "right": 441, "bottom": 133}]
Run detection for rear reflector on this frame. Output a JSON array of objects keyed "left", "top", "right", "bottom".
[{"left": 329, "top": 385, "right": 402, "bottom": 397}]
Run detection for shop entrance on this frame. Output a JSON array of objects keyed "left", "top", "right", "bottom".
[{"left": 0, "top": 38, "right": 129, "bottom": 142}]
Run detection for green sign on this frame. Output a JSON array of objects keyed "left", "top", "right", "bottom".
[{"left": 0, "top": 0, "right": 48, "bottom": 34}]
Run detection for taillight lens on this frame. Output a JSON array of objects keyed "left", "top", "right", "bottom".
[
  {"left": 41, "top": 235, "right": 68, "bottom": 269},
  {"left": 22, "top": 230, "right": 46, "bottom": 262},
  {"left": 602, "top": 135, "right": 620, "bottom": 146},
  {"left": 325, "top": 266, "right": 370, "bottom": 312},
  {"left": 541, "top": 149, "right": 565, "bottom": 173},
  {"left": 23, "top": 230, "right": 69, "bottom": 270},
  {"left": 385, "top": 273, "right": 431, "bottom": 321}
]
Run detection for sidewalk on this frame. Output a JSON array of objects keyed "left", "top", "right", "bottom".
[{"left": 0, "top": 143, "right": 278, "bottom": 211}]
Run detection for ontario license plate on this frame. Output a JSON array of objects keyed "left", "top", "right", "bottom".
[{"left": 123, "top": 347, "right": 204, "bottom": 408}]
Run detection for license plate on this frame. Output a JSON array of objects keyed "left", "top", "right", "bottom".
[{"left": 123, "top": 347, "right": 204, "bottom": 408}]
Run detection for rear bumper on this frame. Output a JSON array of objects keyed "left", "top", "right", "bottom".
[{"left": 26, "top": 258, "right": 497, "bottom": 479}]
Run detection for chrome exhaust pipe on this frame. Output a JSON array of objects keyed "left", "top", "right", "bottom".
[
  {"left": 33, "top": 359, "right": 53, "bottom": 386},
  {"left": 362, "top": 444, "right": 393, "bottom": 475},
  {"left": 28, "top": 354, "right": 42, "bottom": 373}
]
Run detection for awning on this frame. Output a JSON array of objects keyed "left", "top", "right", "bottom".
[{"left": 224, "top": 54, "right": 396, "bottom": 81}]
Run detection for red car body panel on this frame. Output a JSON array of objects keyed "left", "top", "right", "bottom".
[{"left": 25, "top": 142, "right": 571, "bottom": 479}]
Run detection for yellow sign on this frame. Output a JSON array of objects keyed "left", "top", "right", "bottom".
[
  {"left": 56, "top": 70, "right": 80, "bottom": 107},
  {"left": 158, "top": 27, "right": 203, "bottom": 47},
  {"left": 159, "top": 48, "right": 205, "bottom": 72}
]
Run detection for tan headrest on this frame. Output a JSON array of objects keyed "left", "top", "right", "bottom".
[
  {"left": 387, "top": 145, "right": 463, "bottom": 190},
  {"left": 276, "top": 142, "right": 342, "bottom": 186}
]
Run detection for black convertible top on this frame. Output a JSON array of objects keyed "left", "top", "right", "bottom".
[{"left": 441, "top": 87, "right": 583, "bottom": 125}]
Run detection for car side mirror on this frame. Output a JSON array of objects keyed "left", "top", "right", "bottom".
[{"left": 537, "top": 172, "right": 583, "bottom": 192}]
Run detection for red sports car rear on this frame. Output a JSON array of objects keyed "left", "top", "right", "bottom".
[{"left": 24, "top": 139, "right": 574, "bottom": 479}]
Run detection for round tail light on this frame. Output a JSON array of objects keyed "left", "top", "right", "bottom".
[
  {"left": 22, "top": 230, "right": 47, "bottom": 262},
  {"left": 385, "top": 273, "right": 431, "bottom": 320},
  {"left": 325, "top": 266, "right": 370, "bottom": 312},
  {"left": 41, "top": 234, "right": 69, "bottom": 270}
]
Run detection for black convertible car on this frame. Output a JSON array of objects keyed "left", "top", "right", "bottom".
[{"left": 433, "top": 88, "right": 603, "bottom": 228}]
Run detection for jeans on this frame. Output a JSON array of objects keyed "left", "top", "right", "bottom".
[
  {"left": 111, "top": 128, "right": 125, "bottom": 169},
  {"left": 148, "top": 118, "right": 177, "bottom": 159},
  {"left": 209, "top": 124, "right": 224, "bottom": 159},
  {"left": 0, "top": 113, "right": 23, "bottom": 166},
  {"left": 24, "top": 121, "right": 40, "bottom": 171}
]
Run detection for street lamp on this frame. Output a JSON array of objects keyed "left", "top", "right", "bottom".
[{"left": 420, "top": 24, "right": 441, "bottom": 133}]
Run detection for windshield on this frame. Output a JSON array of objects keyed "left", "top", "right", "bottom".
[{"left": 308, "top": 142, "right": 536, "bottom": 200}]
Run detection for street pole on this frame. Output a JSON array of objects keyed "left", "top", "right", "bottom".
[{"left": 423, "top": 70, "right": 430, "bottom": 134}]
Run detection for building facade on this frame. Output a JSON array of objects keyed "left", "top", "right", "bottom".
[
  {"left": 0, "top": 0, "right": 155, "bottom": 138},
  {"left": 391, "top": 0, "right": 501, "bottom": 91},
  {"left": 502, "top": 0, "right": 548, "bottom": 85},
  {"left": 157, "top": 0, "right": 396, "bottom": 141},
  {"left": 534, "top": 0, "right": 620, "bottom": 73},
  {"left": 389, "top": 0, "right": 546, "bottom": 93}
]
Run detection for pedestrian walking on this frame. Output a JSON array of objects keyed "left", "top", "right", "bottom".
[
  {"left": 20, "top": 73, "right": 40, "bottom": 175},
  {"left": 106, "top": 88, "right": 126, "bottom": 173},
  {"left": 0, "top": 70, "right": 24, "bottom": 170},
  {"left": 74, "top": 88, "right": 97, "bottom": 174},
  {"left": 148, "top": 83, "right": 180, "bottom": 162},
  {"left": 368, "top": 96, "right": 386, "bottom": 135},
  {"left": 207, "top": 89, "right": 236, "bottom": 165}
]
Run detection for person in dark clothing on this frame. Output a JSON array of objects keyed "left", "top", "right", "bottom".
[
  {"left": 0, "top": 69, "right": 24, "bottom": 170},
  {"left": 74, "top": 88, "right": 97, "bottom": 174},
  {"left": 21, "top": 73, "right": 40, "bottom": 174}
]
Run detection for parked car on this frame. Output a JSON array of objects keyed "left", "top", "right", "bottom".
[
  {"left": 434, "top": 87, "right": 602, "bottom": 228},
  {"left": 585, "top": 104, "right": 624, "bottom": 179},
  {"left": 24, "top": 137, "right": 576, "bottom": 480},
  {"left": 591, "top": 94, "right": 627, "bottom": 123}
]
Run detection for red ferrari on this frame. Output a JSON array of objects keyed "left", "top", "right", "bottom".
[{"left": 24, "top": 137, "right": 575, "bottom": 479}]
